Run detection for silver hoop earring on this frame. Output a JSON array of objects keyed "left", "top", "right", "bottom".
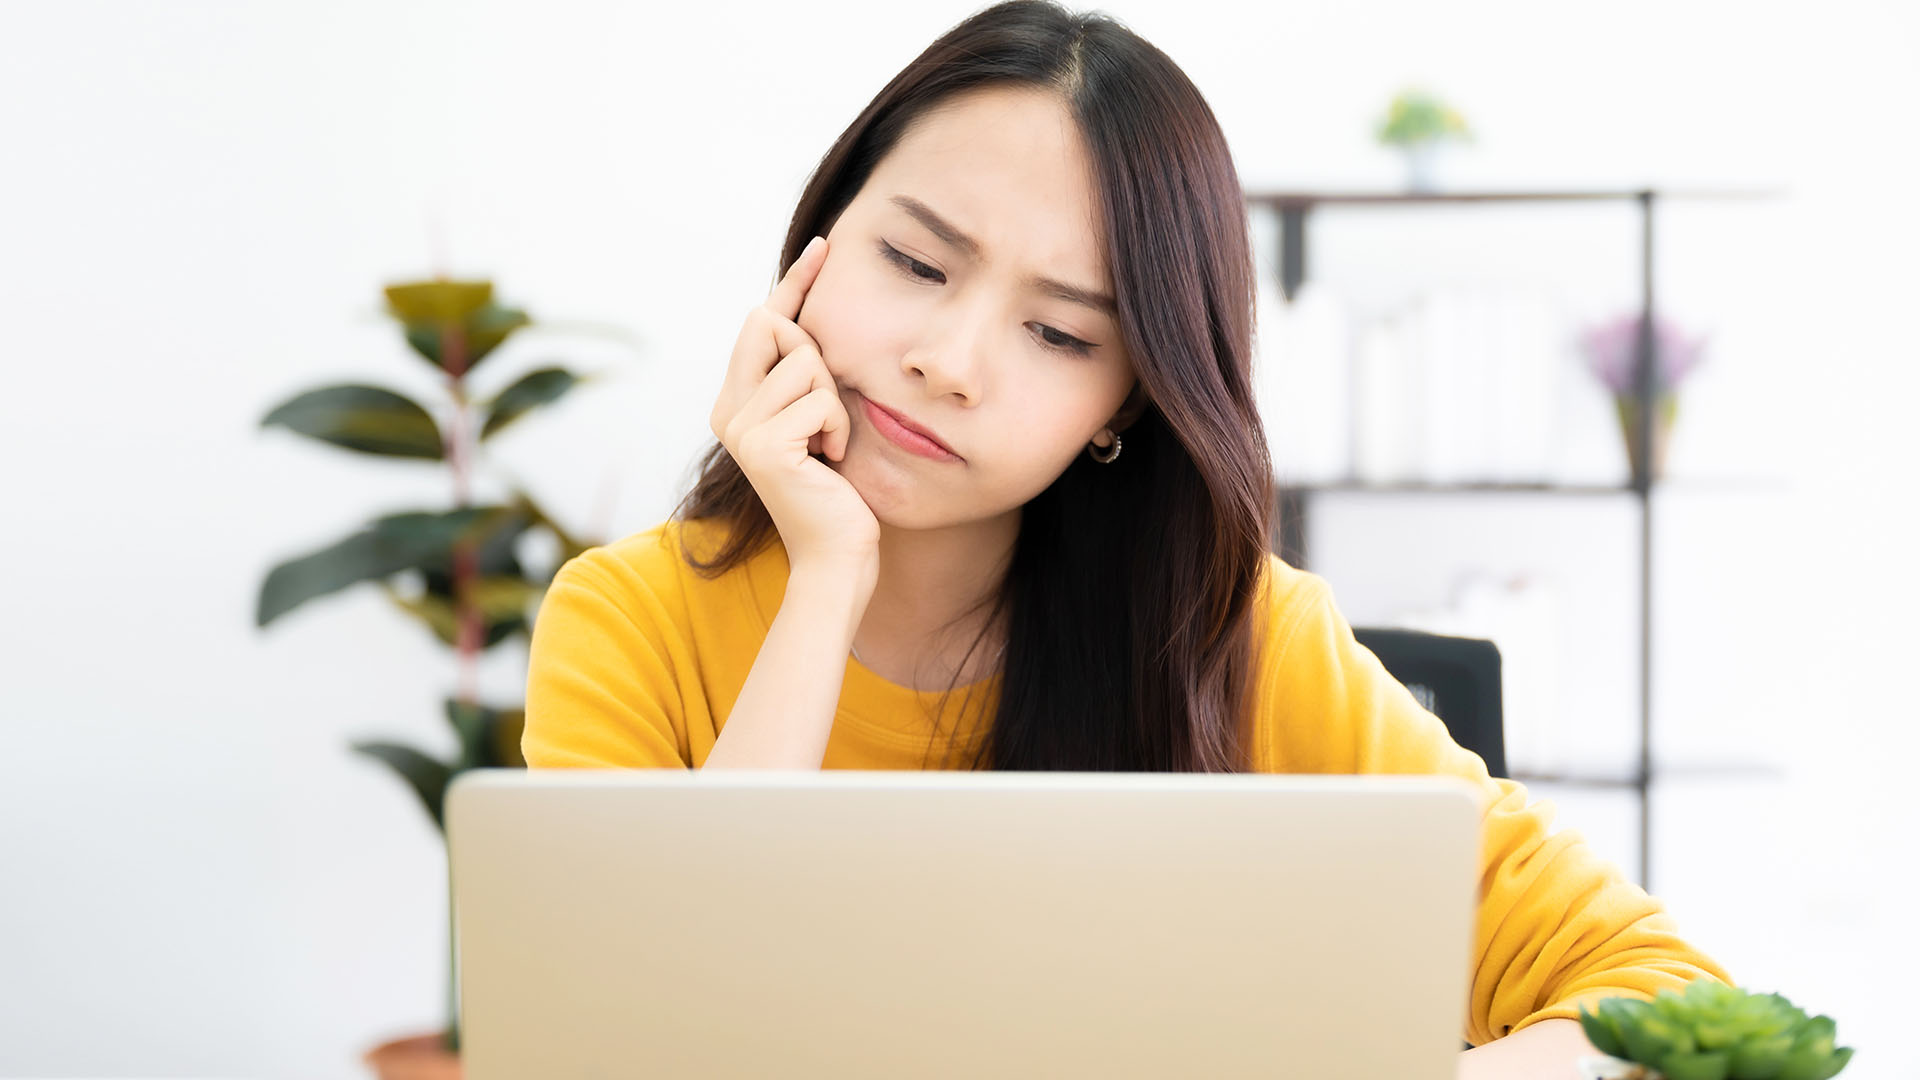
[{"left": 1087, "top": 433, "right": 1122, "bottom": 464}]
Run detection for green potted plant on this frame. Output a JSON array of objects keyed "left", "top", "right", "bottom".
[
  {"left": 1576, "top": 979, "right": 1854, "bottom": 1080},
  {"left": 256, "top": 278, "right": 607, "bottom": 1079},
  {"left": 1375, "top": 87, "right": 1474, "bottom": 192}
]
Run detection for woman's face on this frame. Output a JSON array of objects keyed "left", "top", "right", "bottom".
[{"left": 795, "top": 85, "right": 1138, "bottom": 531}]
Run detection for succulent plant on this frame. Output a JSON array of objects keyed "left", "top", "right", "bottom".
[{"left": 1579, "top": 980, "right": 1853, "bottom": 1080}]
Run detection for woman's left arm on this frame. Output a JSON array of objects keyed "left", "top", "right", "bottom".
[
  {"left": 1253, "top": 566, "right": 1736, "bottom": 1048},
  {"left": 1456, "top": 1018, "right": 1596, "bottom": 1078}
]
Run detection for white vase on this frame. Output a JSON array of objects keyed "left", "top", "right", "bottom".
[
  {"left": 1576, "top": 1054, "right": 1661, "bottom": 1079},
  {"left": 1404, "top": 138, "right": 1446, "bottom": 192}
]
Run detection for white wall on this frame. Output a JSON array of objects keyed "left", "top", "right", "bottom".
[{"left": 2, "top": 0, "right": 1914, "bottom": 1076}]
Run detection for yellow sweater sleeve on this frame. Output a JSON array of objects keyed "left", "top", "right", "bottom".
[
  {"left": 522, "top": 552, "right": 693, "bottom": 770},
  {"left": 1262, "top": 571, "right": 1735, "bottom": 1045}
]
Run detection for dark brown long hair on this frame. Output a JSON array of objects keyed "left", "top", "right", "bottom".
[{"left": 671, "top": 0, "right": 1274, "bottom": 772}]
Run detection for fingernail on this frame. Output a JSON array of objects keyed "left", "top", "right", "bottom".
[{"left": 806, "top": 235, "right": 825, "bottom": 256}]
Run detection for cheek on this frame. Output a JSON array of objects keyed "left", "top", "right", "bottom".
[
  {"left": 797, "top": 258, "right": 876, "bottom": 376},
  {"left": 997, "top": 381, "right": 1109, "bottom": 459}
]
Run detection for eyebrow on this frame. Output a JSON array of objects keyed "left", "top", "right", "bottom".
[{"left": 888, "top": 194, "right": 1117, "bottom": 317}]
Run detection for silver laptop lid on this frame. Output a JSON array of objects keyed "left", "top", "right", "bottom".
[{"left": 449, "top": 769, "right": 1480, "bottom": 1079}]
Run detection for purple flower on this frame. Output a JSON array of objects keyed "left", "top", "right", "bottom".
[{"left": 1577, "top": 312, "right": 1710, "bottom": 398}]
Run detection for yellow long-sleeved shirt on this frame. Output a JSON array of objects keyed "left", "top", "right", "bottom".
[{"left": 522, "top": 516, "right": 1733, "bottom": 1046}]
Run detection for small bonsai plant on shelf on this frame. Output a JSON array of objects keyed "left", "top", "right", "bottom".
[
  {"left": 1375, "top": 87, "right": 1474, "bottom": 192},
  {"left": 257, "top": 277, "right": 610, "bottom": 1078},
  {"left": 1576, "top": 979, "right": 1853, "bottom": 1080}
]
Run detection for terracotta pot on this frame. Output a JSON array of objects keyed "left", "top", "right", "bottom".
[{"left": 363, "top": 1031, "right": 462, "bottom": 1080}]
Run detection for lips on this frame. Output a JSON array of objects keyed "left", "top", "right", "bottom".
[{"left": 859, "top": 393, "right": 961, "bottom": 459}]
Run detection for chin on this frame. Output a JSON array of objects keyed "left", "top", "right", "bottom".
[
  {"left": 838, "top": 455, "right": 915, "bottom": 524},
  {"left": 837, "top": 451, "right": 961, "bottom": 531}
]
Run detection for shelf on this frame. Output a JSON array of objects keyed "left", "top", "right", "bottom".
[
  {"left": 1511, "top": 770, "right": 1642, "bottom": 790},
  {"left": 1244, "top": 187, "right": 1787, "bottom": 209},
  {"left": 1288, "top": 480, "right": 1633, "bottom": 496},
  {"left": 1277, "top": 477, "right": 1787, "bottom": 497},
  {"left": 1245, "top": 185, "right": 1788, "bottom": 306},
  {"left": 1249, "top": 181, "right": 1789, "bottom": 892},
  {"left": 1511, "top": 761, "right": 1785, "bottom": 791}
]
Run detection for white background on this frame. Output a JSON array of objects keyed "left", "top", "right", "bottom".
[{"left": 2, "top": 0, "right": 1915, "bottom": 1076}]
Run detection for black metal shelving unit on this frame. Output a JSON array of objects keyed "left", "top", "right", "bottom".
[{"left": 1245, "top": 187, "right": 1785, "bottom": 891}]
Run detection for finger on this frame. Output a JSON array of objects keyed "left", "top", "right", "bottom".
[
  {"left": 765, "top": 235, "right": 828, "bottom": 323},
  {"left": 769, "top": 385, "right": 849, "bottom": 458},
  {"left": 725, "top": 344, "right": 835, "bottom": 447},
  {"left": 730, "top": 304, "right": 821, "bottom": 383},
  {"left": 767, "top": 312, "right": 819, "bottom": 362},
  {"left": 748, "top": 310, "right": 821, "bottom": 381},
  {"left": 739, "top": 386, "right": 845, "bottom": 466},
  {"left": 825, "top": 391, "right": 851, "bottom": 461},
  {"left": 714, "top": 312, "right": 825, "bottom": 436},
  {"left": 808, "top": 388, "right": 853, "bottom": 460}
]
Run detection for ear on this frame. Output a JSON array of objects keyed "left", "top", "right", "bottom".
[{"left": 1108, "top": 380, "right": 1150, "bottom": 434}]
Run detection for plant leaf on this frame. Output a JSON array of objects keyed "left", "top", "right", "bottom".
[
  {"left": 492, "top": 708, "right": 527, "bottom": 768},
  {"left": 1657, "top": 1051, "right": 1730, "bottom": 1080},
  {"left": 256, "top": 506, "right": 517, "bottom": 627},
  {"left": 1774, "top": 1044, "right": 1840, "bottom": 1080},
  {"left": 444, "top": 699, "right": 529, "bottom": 770},
  {"left": 1621, "top": 1012, "right": 1683, "bottom": 1065},
  {"left": 511, "top": 489, "right": 595, "bottom": 564},
  {"left": 445, "top": 700, "right": 490, "bottom": 771},
  {"left": 350, "top": 741, "right": 452, "bottom": 832},
  {"left": 401, "top": 303, "right": 530, "bottom": 375},
  {"left": 405, "top": 505, "right": 541, "bottom": 649},
  {"left": 384, "top": 279, "right": 495, "bottom": 324},
  {"left": 419, "top": 503, "right": 535, "bottom": 579},
  {"left": 261, "top": 384, "right": 443, "bottom": 460},
  {"left": 480, "top": 366, "right": 583, "bottom": 440},
  {"left": 1580, "top": 1001, "right": 1629, "bottom": 1059},
  {"left": 1728, "top": 1031, "right": 1797, "bottom": 1078},
  {"left": 381, "top": 583, "right": 461, "bottom": 643},
  {"left": 384, "top": 574, "right": 541, "bottom": 649},
  {"left": 1692, "top": 1020, "right": 1741, "bottom": 1053},
  {"left": 469, "top": 575, "right": 546, "bottom": 617}
]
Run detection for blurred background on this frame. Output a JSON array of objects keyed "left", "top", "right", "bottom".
[{"left": 3, "top": 0, "right": 1916, "bottom": 1076}]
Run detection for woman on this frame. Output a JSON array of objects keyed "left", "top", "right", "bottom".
[{"left": 522, "top": 1, "right": 1731, "bottom": 1071}]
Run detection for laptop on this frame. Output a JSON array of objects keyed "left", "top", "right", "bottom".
[{"left": 446, "top": 769, "right": 1481, "bottom": 1079}]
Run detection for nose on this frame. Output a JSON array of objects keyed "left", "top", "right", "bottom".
[{"left": 901, "top": 301, "right": 992, "bottom": 405}]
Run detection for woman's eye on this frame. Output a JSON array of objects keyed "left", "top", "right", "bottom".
[
  {"left": 1033, "top": 324, "right": 1095, "bottom": 356},
  {"left": 879, "top": 242, "right": 943, "bottom": 283},
  {"left": 880, "top": 240, "right": 1095, "bottom": 357}
]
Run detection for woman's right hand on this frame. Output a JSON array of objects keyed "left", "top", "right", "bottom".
[{"left": 710, "top": 235, "right": 881, "bottom": 583}]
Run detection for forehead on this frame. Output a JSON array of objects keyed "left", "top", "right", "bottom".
[{"left": 862, "top": 86, "right": 1108, "bottom": 285}]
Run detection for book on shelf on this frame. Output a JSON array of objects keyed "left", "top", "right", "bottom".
[{"left": 1250, "top": 213, "right": 1611, "bottom": 488}]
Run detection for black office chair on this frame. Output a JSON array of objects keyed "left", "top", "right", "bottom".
[
  {"left": 1351, "top": 628, "right": 1507, "bottom": 780},
  {"left": 1352, "top": 628, "right": 1507, "bottom": 1055}
]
